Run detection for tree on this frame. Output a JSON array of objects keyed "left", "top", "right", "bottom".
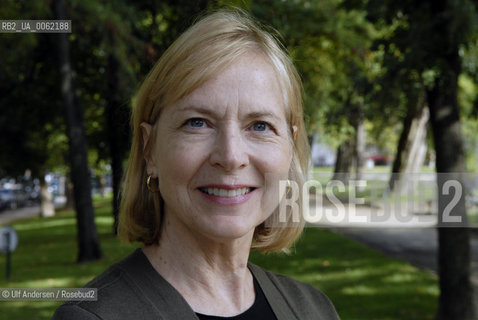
[
  {"left": 360, "top": 0, "right": 478, "bottom": 317},
  {"left": 52, "top": 0, "right": 102, "bottom": 262},
  {"left": 425, "top": 1, "right": 475, "bottom": 317},
  {"left": 0, "top": 0, "right": 67, "bottom": 217}
]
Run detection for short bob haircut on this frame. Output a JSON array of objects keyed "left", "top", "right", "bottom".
[{"left": 118, "top": 9, "right": 310, "bottom": 253}]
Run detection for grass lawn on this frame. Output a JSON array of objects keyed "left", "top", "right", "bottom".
[{"left": 0, "top": 197, "right": 438, "bottom": 320}]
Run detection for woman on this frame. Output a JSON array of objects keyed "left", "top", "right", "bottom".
[{"left": 53, "top": 9, "right": 340, "bottom": 320}]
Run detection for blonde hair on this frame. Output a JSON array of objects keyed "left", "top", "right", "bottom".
[{"left": 118, "top": 9, "right": 310, "bottom": 253}]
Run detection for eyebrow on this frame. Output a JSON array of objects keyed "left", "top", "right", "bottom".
[
  {"left": 243, "top": 111, "right": 282, "bottom": 122},
  {"left": 177, "top": 105, "right": 217, "bottom": 117}
]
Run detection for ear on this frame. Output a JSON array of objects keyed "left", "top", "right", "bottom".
[
  {"left": 292, "top": 125, "right": 298, "bottom": 141},
  {"left": 140, "top": 122, "right": 158, "bottom": 177}
]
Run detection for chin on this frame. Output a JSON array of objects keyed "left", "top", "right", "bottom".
[{"left": 204, "top": 219, "right": 256, "bottom": 241}]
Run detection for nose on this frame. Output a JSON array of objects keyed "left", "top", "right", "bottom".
[{"left": 209, "top": 124, "right": 249, "bottom": 172}]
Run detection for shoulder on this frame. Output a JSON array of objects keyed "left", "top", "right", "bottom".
[
  {"left": 249, "top": 263, "right": 340, "bottom": 320},
  {"left": 52, "top": 249, "right": 160, "bottom": 320}
]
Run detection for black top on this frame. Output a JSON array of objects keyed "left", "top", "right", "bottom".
[{"left": 196, "top": 276, "right": 277, "bottom": 320}]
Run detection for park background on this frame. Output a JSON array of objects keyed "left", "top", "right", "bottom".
[{"left": 0, "top": 0, "right": 478, "bottom": 319}]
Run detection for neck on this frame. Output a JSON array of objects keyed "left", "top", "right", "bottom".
[{"left": 142, "top": 213, "right": 256, "bottom": 316}]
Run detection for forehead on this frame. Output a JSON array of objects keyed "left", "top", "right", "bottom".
[{"left": 172, "top": 53, "right": 286, "bottom": 117}]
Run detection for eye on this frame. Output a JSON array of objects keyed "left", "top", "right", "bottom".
[
  {"left": 252, "top": 121, "right": 270, "bottom": 132},
  {"left": 186, "top": 118, "right": 206, "bottom": 128}
]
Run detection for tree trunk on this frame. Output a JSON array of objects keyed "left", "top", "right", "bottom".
[
  {"left": 352, "top": 102, "right": 365, "bottom": 181},
  {"left": 98, "top": 174, "right": 107, "bottom": 198},
  {"left": 405, "top": 108, "right": 428, "bottom": 173},
  {"left": 333, "top": 99, "right": 364, "bottom": 184},
  {"left": 332, "top": 138, "right": 354, "bottom": 183},
  {"left": 106, "top": 47, "right": 123, "bottom": 234},
  {"left": 427, "top": 23, "right": 475, "bottom": 320},
  {"left": 64, "top": 171, "right": 75, "bottom": 210},
  {"left": 389, "top": 94, "right": 429, "bottom": 192},
  {"left": 39, "top": 174, "right": 55, "bottom": 217},
  {"left": 52, "top": 0, "right": 102, "bottom": 262}
]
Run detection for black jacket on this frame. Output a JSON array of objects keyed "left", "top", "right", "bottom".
[{"left": 52, "top": 249, "right": 340, "bottom": 320}]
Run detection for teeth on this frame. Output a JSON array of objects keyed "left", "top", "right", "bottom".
[{"left": 201, "top": 187, "right": 251, "bottom": 197}]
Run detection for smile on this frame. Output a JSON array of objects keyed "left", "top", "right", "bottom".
[{"left": 198, "top": 187, "right": 254, "bottom": 197}]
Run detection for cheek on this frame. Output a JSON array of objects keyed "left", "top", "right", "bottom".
[
  {"left": 252, "top": 141, "right": 294, "bottom": 174},
  {"left": 154, "top": 142, "right": 201, "bottom": 214},
  {"left": 156, "top": 138, "right": 209, "bottom": 187},
  {"left": 255, "top": 142, "right": 294, "bottom": 207}
]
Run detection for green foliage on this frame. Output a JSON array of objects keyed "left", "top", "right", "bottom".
[
  {"left": 250, "top": 0, "right": 382, "bottom": 143},
  {"left": 459, "top": 74, "right": 478, "bottom": 172},
  {"left": 2, "top": 0, "right": 477, "bottom": 180},
  {"left": 0, "top": 0, "right": 211, "bottom": 179},
  {"left": 0, "top": 1, "right": 66, "bottom": 177},
  {"left": 354, "top": 0, "right": 478, "bottom": 172},
  {"left": 365, "top": 120, "right": 401, "bottom": 157}
]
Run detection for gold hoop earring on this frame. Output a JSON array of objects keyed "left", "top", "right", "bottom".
[{"left": 147, "top": 175, "right": 159, "bottom": 193}]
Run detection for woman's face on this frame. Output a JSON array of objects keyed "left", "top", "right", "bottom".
[{"left": 145, "top": 53, "right": 295, "bottom": 243}]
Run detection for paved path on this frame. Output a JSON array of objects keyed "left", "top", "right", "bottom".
[
  {"left": 0, "top": 196, "right": 67, "bottom": 226},
  {"left": 0, "top": 205, "right": 40, "bottom": 225}
]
